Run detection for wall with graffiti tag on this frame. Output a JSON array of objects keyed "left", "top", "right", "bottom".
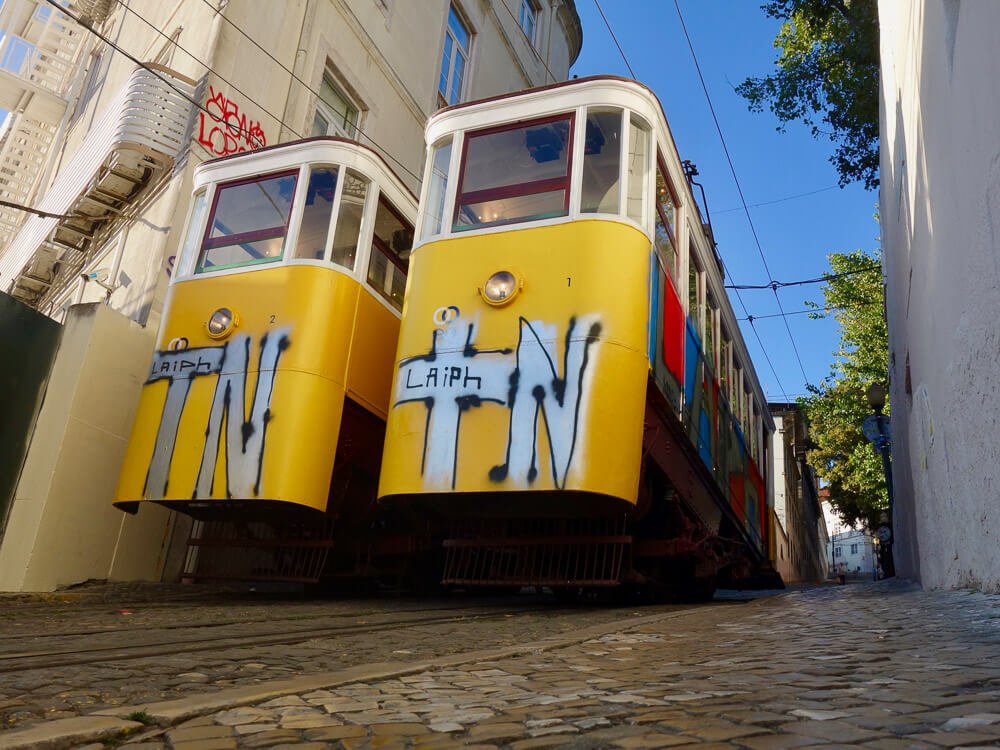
[{"left": 196, "top": 86, "right": 267, "bottom": 157}]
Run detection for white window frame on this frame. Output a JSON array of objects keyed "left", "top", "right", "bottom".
[
  {"left": 313, "top": 72, "right": 362, "bottom": 140},
  {"left": 439, "top": 4, "right": 472, "bottom": 107},
  {"left": 518, "top": 0, "right": 539, "bottom": 46}
]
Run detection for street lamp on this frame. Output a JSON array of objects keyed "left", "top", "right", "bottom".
[{"left": 863, "top": 383, "right": 895, "bottom": 577}]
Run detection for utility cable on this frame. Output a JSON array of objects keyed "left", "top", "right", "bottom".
[
  {"left": 726, "top": 264, "right": 882, "bottom": 291},
  {"left": 193, "top": 0, "right": 423, "bottom": 184},
  {"left": 589, "top": 0, "right": 793, "bottom": 404},
  {"left": 673, "top": 0, "right": 810, "bottom": 387},
  {"left": 592, "top": 0, "right": 636, "bottom": 79},
  {"left": 739, "top": 298, "right": 883, "bottom": 323},
  {"left": 44, "top": 0, "right": 276, "bottom": 153},
  {"left": 714, "top": 184, "right": 839, "bottom": 214},
  {"left": 495, "top": 1, "right": 558, "bottom": 85},
  {"left": 112, "top": 0, "right": 304, "bottom": 142}
]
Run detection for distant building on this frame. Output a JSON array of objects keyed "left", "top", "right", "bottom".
[
  {"left": 769, "top": 403, "right": 827, "bottom": 582},
  {"left": 879, "top": 1, "right": 1000, "bottom": 591},
  {"left": 831, "top": 528, "right": 877, "bottom": 577}
]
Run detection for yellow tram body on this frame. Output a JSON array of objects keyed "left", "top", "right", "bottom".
[
  {"left": 115, "top": 139, "right": 416, "bottom": 519},
  {"left": 380, "top": 220, "right": 650, "bottom": 504}
]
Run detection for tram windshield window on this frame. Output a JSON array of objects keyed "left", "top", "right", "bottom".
[
  {"left": 626, "top": 114, "right": 649, "bottom": 224},
  {"left": 197, "top": 171, "right": 297, "bottom": 272},
  {"left": 331, "top": 169, "right": 369, "bottom": 270},
  {"left": 421, "top": 137, "right": 452, "bottom": 240},
  {"left": 654, "top": 158, "right": 678, "bottom": 281},
  {"left": 580, "top": 107, "right": 621, "bottom": 214},
  {"left": 294, "top": 166, "right": 339, "bottom": 260},
  {"left": 454, "top": 114, "right": 572, "bottom": 230},
  {"left": 368, "top": 196, "right": 413, "bottom": 311}
]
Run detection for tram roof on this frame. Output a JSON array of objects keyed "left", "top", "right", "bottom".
[{"left": 195, "top": 136, "right": 418, "bottom": 203}]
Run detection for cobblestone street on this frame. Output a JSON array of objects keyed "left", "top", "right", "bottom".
[{"left": 3, "top": 580, "right": 1000, "bottom": 749}]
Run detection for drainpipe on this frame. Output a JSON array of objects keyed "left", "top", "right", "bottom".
[{"left": 279, "top": 0, "right": 314, "bottom": 143}]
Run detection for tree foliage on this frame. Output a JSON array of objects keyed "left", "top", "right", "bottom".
[
  {"left": 801, "top": 250, "right": 887, "bottom": 528},
  {"left": 736, "top": 0, "right": 880, "bottom": 189}
]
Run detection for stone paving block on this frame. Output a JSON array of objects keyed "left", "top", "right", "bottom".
[
  {"left": 740, "top": 733, "right": 826, "bottom": 750},
  {"left": 779, "top": 719, "right": 887, "bottom": 743},
  {"left": 302, "top": 724, "right": 368, "bottom": 741},
  {"left": 168, "top": 724, "right": 236, "bottom": 742},
  {"left": 906, "top": 731, "right": 1000, "bottom": 747},
  {"left": 171, "top": 740, "right": 237, "bottom": 750},
  {"left": 238, "top": 729, "right": 303, "bottom": 748},
  {"left": 508, "top": 736, "right": 577, "bottom": 749}
]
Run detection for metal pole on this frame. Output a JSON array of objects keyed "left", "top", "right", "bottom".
[{"left": 876, "top": 414, "right": 894, "bottom": 514}]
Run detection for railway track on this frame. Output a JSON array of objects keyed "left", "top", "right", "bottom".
[{"left": 0, "top": 603, "right": 566, "bottom": 673}]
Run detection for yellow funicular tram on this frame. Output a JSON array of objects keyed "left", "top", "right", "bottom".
[
  {"left": 115, "top": 138, "right": 419, "bottom": 582},
  {"left": 379, "top": 77, "right": 778, "bottom": 598}
]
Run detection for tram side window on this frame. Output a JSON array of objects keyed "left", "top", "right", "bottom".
[
  {"left": 421, "top": 137, "right": 452, "bottom": 240},
  {"left": 197, "top": 171, "right": 297, "bottom": 272},
  {"left": 626, "top": 115, "right": 649, "bottom": 225},
  {"left": 720, "top": 336, "right": 732, "bottom": 395},
  {"left": 653, "top": 157, "right": 678, "bottom": 281},
  {"left": 580, "top": 107, "right": 622, "bottom": 215},
  {"left": 177, "top": 190, "right": 207, "bottom": 276},
  {"left": 368, "top": 196, "right": 413, "bottom": 311},
  {"left": 331, "top": 169, "right": 369, "bottom": 270},
  {"left": 454, "top": 114, "right": 572, "bottom": 230},
  {"left": 294, "top": 166, "right": 339, "bottom": 260},
  {"left": 688, "top": 251, "right": 705, "bottom": 341},
  {"left": 706, "top": 294, "right": 719, "bottom": 373}
]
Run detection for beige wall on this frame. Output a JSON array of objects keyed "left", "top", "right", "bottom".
[{"left": 0, "top": 303, "right": 176, "bottom": 591}]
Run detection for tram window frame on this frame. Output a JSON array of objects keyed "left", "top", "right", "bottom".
[
  {"left": 452, "top": 112, "right": 575, "bottom": 232},
  {"left": 705, "top": 294, "right": 719, "bottom": 373},
  {"left": 196, "top": 169, "right": 298, "bottom": 274},
  {"left": 420, "top": 136, "right": 453, "bottom": 241},
  {"left": 580, "top": 106, "right": 623, "bottom": 216},
  {"left": 293, "top": 165, "right": 341, "bottom": 261},
  {"left": 625, "top": 113, "right": 649, "bottom": 226},
  {"left": 688, "top": 248, "right": 705, "bottom": 342},
  {"left": 366, "top": 195, "right": 414, "bottom": 312},
  {"left": 176, "top": 189, "right": 208, "bottom": 278},
  {"left": 653, "top": 154, "right": 680, "bottom": 281}
]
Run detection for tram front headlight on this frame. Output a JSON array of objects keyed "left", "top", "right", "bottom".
[
  {"left": 481, "top": 270, "right": 520, "bottom": 305},
  {"left": 207, "top": 307, "right": 236, "bottom": 338}
]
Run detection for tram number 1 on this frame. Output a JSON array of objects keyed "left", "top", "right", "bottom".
[{"left": 567, "top": 277, "right": 571, "bottom": 287}]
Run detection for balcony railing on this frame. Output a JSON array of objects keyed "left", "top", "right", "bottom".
[
  {"left": 0, "top": 2, "right": 80, "bottom": 101},
  {"left": 0, "top": 64, "right": 197, "bottom": 304}
]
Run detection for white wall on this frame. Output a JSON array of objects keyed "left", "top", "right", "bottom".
[{"left": 879, "top": 1, "right": 1000, "bottom": 591}]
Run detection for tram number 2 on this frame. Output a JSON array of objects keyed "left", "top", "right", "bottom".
[{"left": 269, "top": 314, "right": 277, "bottom": 324}]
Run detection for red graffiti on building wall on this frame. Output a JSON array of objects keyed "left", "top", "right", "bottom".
[{"left": 197, "top": 86, "right": 267, "bottom": 157}]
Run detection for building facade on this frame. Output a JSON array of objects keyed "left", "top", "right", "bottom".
[
  {"left": 879, "top": 1, "right": 1000, "bottom": 591},
  {"left": 0, "top": 0, "right": 582, "bottom": 591},
  {"left": 768, "top": 403, "right": 827, "bottom": 582}
]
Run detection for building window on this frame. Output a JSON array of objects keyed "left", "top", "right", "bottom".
[
  {"left": 454, "top": 113, "right": 573, "bottom": 231},
  {"left": 851, "top": 543, "right": 858, "bottom": 554},
  {"left": 313, "top": 74, "right": 360, "bottom": 139},
  {"left": 518, "top": 0, "right": 538, "bottom": 44},
  {"left": 835, "top": 546, "right": 842, "bottom": 557},
  {"left": 439, "top": 5, "right": 471, "bottom": 107}
]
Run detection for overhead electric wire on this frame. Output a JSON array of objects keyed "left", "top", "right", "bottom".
[
  {"left": 193, "top": 0, "right": 423, "bottom": 184},
  {"left": 112, "top": 0, "right": 304, "bottom": 141},
  {"left": 672, "top": 0, "right": 811, "bottom": 387},
  {"left": 590, "top": 0, "right": 792, "bottom": 405},
  {"left": 495, "top": 1, "right": 558, "bottom": 85},
  {"left": 44, "top": 0, "right": 278, "bottom": 154},
  {"left": 726, "top": 263, "right": 882, "bottom": 291},
  {"left": 738, "top": 298, "right": 883, "bottom": 323},
  {"left": 592, "top": 0, "right": 636, "bottom": 79},
  {"left": 714, "top": 184, "right": 840, "bottom": 214}
]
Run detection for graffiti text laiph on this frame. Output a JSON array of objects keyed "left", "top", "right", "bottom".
[
  {"left": 393, "top": 314, "right": 600, "bottom": 490},
  {"left": 144, "top": 329, "right": 290, "bottom": 499}
]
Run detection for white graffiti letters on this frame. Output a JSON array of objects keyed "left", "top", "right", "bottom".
[
  {"left": 144, "top": 329, "right": 290, "bottom": 499},
  {"left": 393, "top": 315, "right": 600, "bottom": 490}
]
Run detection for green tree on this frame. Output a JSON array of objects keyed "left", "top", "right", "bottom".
[
  {"left": 736, "top": 0, "right": 880, "bottom": 189},
  {"left": 801, "top": 250, "right": 887, "bottom": 528}
]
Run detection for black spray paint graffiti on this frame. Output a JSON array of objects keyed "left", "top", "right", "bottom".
[
  {"left": 144, "top": 329, "right": 290, "bottom": 499},
  {"left": 393, "top": 315, "right": 600, "bottom": 490}
]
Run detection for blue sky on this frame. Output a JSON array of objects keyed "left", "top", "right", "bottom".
[{"left": 569, "top": 0, "right": 879, "bottom": 402}]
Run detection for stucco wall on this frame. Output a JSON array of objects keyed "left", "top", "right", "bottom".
[
  {"left": 879, "top": 1, "right": 1000, "bottom": 591},
  {"left": 0, "top": 304, "right": 175, "bottom": 591}
]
